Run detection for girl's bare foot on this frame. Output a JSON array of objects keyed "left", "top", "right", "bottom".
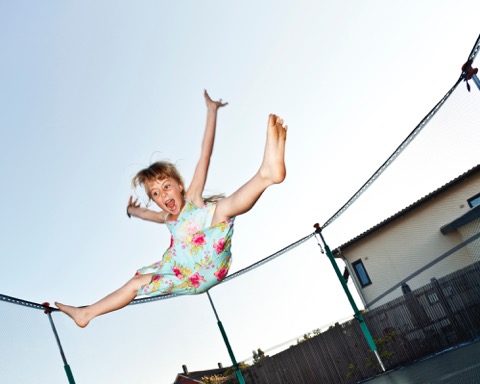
[
  {"left": 55, "top": 302, "right": 90, "bottom": 328},
  {"left": 259, "top": 114, "right": 287, "bottom": 184}
]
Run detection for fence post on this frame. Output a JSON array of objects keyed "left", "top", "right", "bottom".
[{"left": 430, "top": 278, "right": 468, "bottom": 341}]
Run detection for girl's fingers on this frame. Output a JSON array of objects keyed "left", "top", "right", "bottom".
[{"left": 128, "top": 196, "right": 140, "bottom": 208}]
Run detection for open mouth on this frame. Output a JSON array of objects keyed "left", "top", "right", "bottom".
[{"left": 165, "top": 199, "right": 176, "bottom": 210}]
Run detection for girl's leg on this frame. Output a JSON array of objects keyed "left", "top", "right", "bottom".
[
  {"left": 212, "top": 114, "right": 287, "bottom": 225},
  {"left": 55, "top": 273, "right": 153, "bottom": 328}
]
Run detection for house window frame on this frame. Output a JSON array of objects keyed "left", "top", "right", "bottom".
[
  {"left": 352, "top": 259, "right": 372, "bottom": 288},
  {"left": 468, "top": 192, "right": 480, "bottom": 208}
]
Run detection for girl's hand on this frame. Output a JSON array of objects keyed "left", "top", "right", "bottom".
[
  {"left": 204, "top": 89, "right": 228, "bottom": 111},
  {"left": 126, "top": 196, "right": 166, "bottom": 223},
  {"left": 126, "top": 196, "right": 141, "bottom": 218}
]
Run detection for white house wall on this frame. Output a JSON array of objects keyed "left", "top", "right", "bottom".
[
  {"left": 341, "top": 172, "right": 480, "bottom": 309},
  {"left": 460, "top": 219, "right": 480, "bottom": 262}
]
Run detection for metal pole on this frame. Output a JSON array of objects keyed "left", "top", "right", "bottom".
[
  {"left": 313, "top": 224, "right": 386, "bottom": 372},
  {"left": 473, "top": 74, "right": 480, "bottom": 91},
  {"left": 206, "top": 292, "right": 246, "bottom": 384},
  {"left": 43, "top": 303, "right": 76, "bottom": 384}
]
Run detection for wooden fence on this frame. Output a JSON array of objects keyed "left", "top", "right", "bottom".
[{"left": 233, "top": 260, "right": 480, "bottom": 384}]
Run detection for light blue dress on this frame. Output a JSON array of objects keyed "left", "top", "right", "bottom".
[{"left": 136, "top": 200, "right": 234, "bottom": 297}]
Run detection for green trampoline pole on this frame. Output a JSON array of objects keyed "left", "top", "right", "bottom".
[
  {"left": 207, "top": 292, "right": 246, "bottom": 384},
  {"left": 43, "top": 303, "right": 76, "bottom": 384},
  {"left": 313, "top": 224, "right": 386, "bottom": 372}
]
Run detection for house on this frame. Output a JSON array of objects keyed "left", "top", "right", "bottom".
[
  {"left": 173, "top": 363, "right": 231, "bottom": 384},
  {"left": 333, "top": 164, "right": 480, "bottom": 309}
]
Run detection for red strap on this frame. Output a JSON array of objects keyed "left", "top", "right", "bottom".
[
  {"left": 462, "top": 59, "right": 478, "bottom": 80},
  {"left": 42, "top": 301, "right": 52, "bottom": 314},
  {"left": 461, "top": 59, "right": 478, "bottom": 91}
]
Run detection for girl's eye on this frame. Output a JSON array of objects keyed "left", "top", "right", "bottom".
[{"left": 152, "top": 191, "right": 159, "bottom": 197}]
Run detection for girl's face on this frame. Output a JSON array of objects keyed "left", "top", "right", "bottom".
[{"left": 146, "top": 178, "right": 185, "bottom": 216}]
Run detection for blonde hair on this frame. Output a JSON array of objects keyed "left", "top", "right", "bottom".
[
  {"left": 132, "top": 161, "right": 224, "bottom": 203},
  {"left": 132, "top": 161, "right": 185, "bottom": 199}
]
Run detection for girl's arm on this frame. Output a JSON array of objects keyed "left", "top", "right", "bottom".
[
  {"left": 185, "top": 90, "right": 227, "bottom": 206},
  {"left": 127, "top": 197, "right": 167, "bottom": 223}
]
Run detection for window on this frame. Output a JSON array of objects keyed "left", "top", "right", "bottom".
[
  {"left": 468, "top": 192, "right": 480, "bottom": 208},
  {"left": 352, "top": 259, "right": 372, "bottom": 287}
]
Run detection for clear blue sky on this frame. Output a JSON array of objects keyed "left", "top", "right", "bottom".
[{"left": 1, "top": 1, "right": 479, "bottom": 383}]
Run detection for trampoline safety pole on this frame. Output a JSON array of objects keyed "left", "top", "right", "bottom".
[
  {"left": 206, "top": 292, "right": 246, "bottom": 384},
  {"left": 313, "top": 224, "right": 386, "bottom": 372},
  {"left": 42, "top": 303, "right": 76, "bottom": 384},
  {"left": 473, "top": 74, "right": 480, "bottom": 91}
]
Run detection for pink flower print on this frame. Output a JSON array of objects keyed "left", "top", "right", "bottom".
[
  {"left": 192, "top": 233, "right": 206, "bottom": 246},
  {"left": 152, "top": 274, "right": 162, "bottom": 283},
  {"left": 214, "top": 268, "right": 228, "bottom": 282},
  {"left": 189, "top": 272, "right": 206, "bottom": 288},
  {"left": 169, "top": 236, "right": 174, "bottom": 248},
  {"left": 173, "top": 266, "right": 184, "bottom": 280},
  {"left": 213, "top": 238, "right": 226, "bottom": 254}
]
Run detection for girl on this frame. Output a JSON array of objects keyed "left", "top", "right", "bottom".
[{"left": 55, "top": 90, "right": 287, "bottom": 327}]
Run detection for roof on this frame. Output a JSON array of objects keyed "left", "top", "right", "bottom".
[
  {"left": 332, "top": 164, "right": 480, "bottom": 255},
  {"left": 174, "top": 375, "right": 202, "bottom": 384},
  {"left": 174, "top": 367, "right": 230, "bottom": 384}
]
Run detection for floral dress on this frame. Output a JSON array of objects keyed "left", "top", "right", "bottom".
[{"left": 135, "top": 200, "right": 234, "bottom": 297}]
